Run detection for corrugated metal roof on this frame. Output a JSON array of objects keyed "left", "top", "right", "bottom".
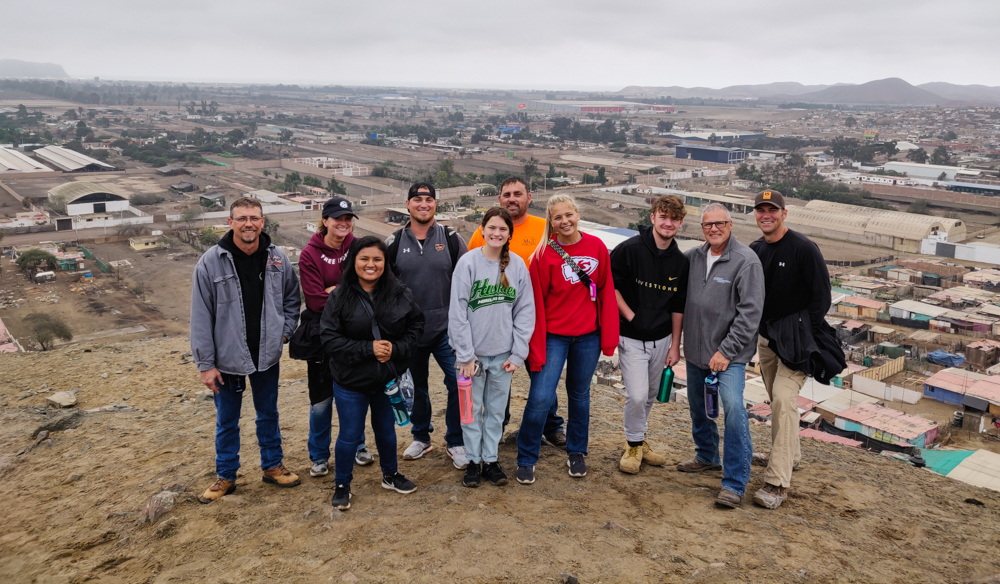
[
  {"left": 33, "top": 145, "right": 113, "bottom": 172},
  {"left": 0, "top": 147, "right": 50, "bottom": 172},
  {"left": 836, "top": 402, "right": 938, "bottom": 440},
  {"left": 890, "top": 300, "right": 951, "bottom": 318},
  {"left": 817, "top": 389, "right": 879, "bottom": 415},
  {"left": 923, "top": 368, "right": 989, "bottom": 395},
  {"left": 838, "top": 295, "right": 887, "bottom": 310},
  {"left": 965, "top": 377, "right": 1000, "bottom": 405},
  {"left": 799, "top": 428, "right": 862, "bottom": 447},
  {"left": 946, "top": 449, "right": 1000, "bottom": 492},
  {"left": 47, "top": 181, "right": 127, "bottom": 203}
]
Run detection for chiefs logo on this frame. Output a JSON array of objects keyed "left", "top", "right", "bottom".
[{"left": 561, "top": 256, "right": 598, "bottom": 283}]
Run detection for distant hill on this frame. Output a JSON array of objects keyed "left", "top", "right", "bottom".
[
  {"left": 0, "top": 59, "right": 69, "bottom": 79},
  {"left": 764, "top": 78, "right": 946, "bottom": 106},
  {"left": 619, "top": 82, "right": 833, "bottom": 99},
  {"left": 917, "top": 82, "right": 1000, "bottom": 104}
]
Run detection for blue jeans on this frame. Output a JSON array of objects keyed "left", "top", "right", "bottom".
[
  {"left": 517, "top": 332, "right": 600, "bottom": 467},
  {"left": 409, "top": 331, "right": 463, "bottom": 447},
  {"left": 462, "top": 353, "right": 513, "bottom": 464},
  {"left": 307, "top": 397, "right": 366, "bottom": 464},
  {"left": 333, "top": 383, "right": 398, "bottom": 485},
  {"left": 212, "top": 364, "right": 283, "bottom": 481},
  {"left": 686, "top": 362, "right": 753, "bottom": 496}
]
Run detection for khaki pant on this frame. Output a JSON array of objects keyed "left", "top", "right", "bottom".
[{"left": 757, "top": 337, "right": 806, "bottom": 488}]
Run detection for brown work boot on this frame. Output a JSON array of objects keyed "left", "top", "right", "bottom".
[
  {"left": 676, "top": 458, "right": 722, "bottom": 473},
  {"left": 619, "top": 443, "right": 643, "bottom": 474},
  {"left": 715, "top": 488, "right": 742, "bottom": 509},
  {"left": 262, "top": 464, "right": 300, "bottom": 488},
  {"left": 199, "top": 478, "right": 236, "bottom": 504},
  {"left": 753, "top": 484, "right": 788, "bottom": 509},
  {"left": 641, "top": 441, "right": 667, "bottom": 466}
]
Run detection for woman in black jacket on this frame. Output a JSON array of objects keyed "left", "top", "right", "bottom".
[{"left": 319, "top": 236, "right": 425, "bottom": 510}]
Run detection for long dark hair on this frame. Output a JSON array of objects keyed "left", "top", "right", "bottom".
[
  {"left": 331, "top": 236, "right": 404, "bottom": 317},
  {"left": 481, "top": 207, "right": 513, "bottom": 289}
]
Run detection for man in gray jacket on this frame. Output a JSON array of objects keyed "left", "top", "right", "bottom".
[
  {"left": 678, "top": 203, "right": 764, "bottom": 508},
  {"left": 191, "top": 197, "right": 302, "bottom": 503}
]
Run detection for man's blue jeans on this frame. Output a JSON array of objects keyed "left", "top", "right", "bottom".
[
  {"left": 517, "top": 332, "right": 600, "bottom": 467},
  {"left": 409, "top": 331, "right": 463, "bottom": 447},
  {"left": 332, "top": 383, "right": 398, "bottom": 485},
  {"left": 686, "top": 362, "right": 753, "bottom": 496},
  {"left": 212, "top": 364, "right": 283, "bottom": 482}
]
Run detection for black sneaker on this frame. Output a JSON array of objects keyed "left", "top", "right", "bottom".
[
  {"left": 542, "top": 430, "right": 567, "bottom": 449},
  {"left": 331, "top": 483, "right": 352, "bottom": 511},
  {"left": 482, "top": 461, "right": 508, "bottom": 486},
  {"left": 515, "top": 465, "right": 535, "bottom": 484},
  {"left": 381, "top": 472, "right": 417, "bottom": 494},
  {"left": 567, "top": 453, "right": 587, "bottom": 477},
  {"left": 463, "top": 462, "right": 482, "bottom": 488}
]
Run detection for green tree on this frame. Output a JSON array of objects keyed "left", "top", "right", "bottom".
[
  {"left": 64, "top": 108, "right": 78, "bottom": 120},
  {"left": 845, "top": 116, "right": 857, "bottom": 128},
  {"left": 907, "top": 148, "right": 929, "bottom": 164},
  {"left": 263, "top": 217, "right": 279, "bottom": 236},
  {"left": 180, "top": 206, "right": 202, "bottom": 227},
  {"left": 226, "top": 128, "right": 245, "bottom": 145},
  {"left": 302, "top": 175, "right": 323, "bottom": 188},
  {"left": 199, "top": 227, "right": 220, "bottom": 246},
  {"left": 597, "top": 166, "right": 607, "bottom": 184},
  {"left": 15, "top": 249, "right": 56, "bottom": 273},
  {"left": 656, "top": 120, "right": 674, "bottom": 133},
  {"left": 909, "top": 200, "right": 930, "bottom": 215},
  {"left": 708, "top": 133, "right": 718, "bottom": 146},
  {"left": 938, "top": 172, "right": 948, "bottom": 181},
  {"left": 459, "top": 195, "right": 475, "bottom": 207},
  {"left": 931, "top": 146, "right": 950, "bottom": 165},
  {"left": 75, "top": 120, "right": 89, "bottom": 139},
  {"left": 262, "top": 170, "right": 271, "bottom": 177},
  {"left": 23, "top": 312, "right": 72, "bottom": 351},
  {"left": 279, "top": 129, "right": 294, "bottom": 144},
  {"left": 523, "top": 157, "right": 538, "bottom": 180},
  {"left": 327, "top": 178, "right": 347, "bottom": 195},
  {"left": 16, "top": 104, "right": 27, "bottom": 118},
  {"left": 939, "top": 130, "right": 957, "bottom": 141}
]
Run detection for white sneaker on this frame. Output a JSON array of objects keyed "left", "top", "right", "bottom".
[
  {"left": 354, "top": 446, "right": 375, "bottom": 466},
  {"left": 309, "top": 461, "right": 329, "bottom": 477},
  {"left": 403, "top": 440, "right": 433, "bottom": 460},
  {"left": 446, "top": 445, "right": 469, "bottom": 470}
]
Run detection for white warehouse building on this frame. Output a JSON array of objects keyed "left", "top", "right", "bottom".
[
  {"left": 883, "top": 161, "right": 981, "bottom": 181},
  {"left": 48, "top": 182, "right": 130, "bottom": 216}
]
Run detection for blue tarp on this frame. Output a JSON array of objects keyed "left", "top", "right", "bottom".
[{"left": 926, "top": 350, "right": 965, "bottom": 367}]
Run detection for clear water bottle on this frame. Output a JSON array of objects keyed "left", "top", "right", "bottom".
[
  {"left": 458, "top": 374, "right": 474, "bottom": 424},
  {"left": 704, "top": 373, "right": 720, "bottom": 419},
  {"left": 384, "top": 379, "right": 410, "bottom": 427}
]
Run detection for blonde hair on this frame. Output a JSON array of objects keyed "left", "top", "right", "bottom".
[
  {"left": 532, "top": 194, "right": 581, "bottom": 263},
  {"left": 316, "top": 215, "right": 354, "bottom": 236}
]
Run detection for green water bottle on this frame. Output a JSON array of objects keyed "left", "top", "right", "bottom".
[{"left": 657, "top": 366, "right": 674, "bottom": 403}]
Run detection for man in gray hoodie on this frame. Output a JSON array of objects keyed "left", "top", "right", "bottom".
[{"left": 679, "top": 203, "right": 764, "bottom": 509}]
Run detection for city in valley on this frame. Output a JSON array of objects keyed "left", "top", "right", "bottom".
[{"left": 2, "top": 7, "right": 1000, "bottom": 582}]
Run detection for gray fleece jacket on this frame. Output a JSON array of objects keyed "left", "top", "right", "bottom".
[
  {"left": 448, "top": 248, "right": 535, "bottom": 368},
  {"left": 683, "top": 235, "right": 764, "bottom": 369}
]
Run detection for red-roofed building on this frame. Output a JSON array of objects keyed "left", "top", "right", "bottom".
[
  {"left": 799, "top": 429, "right": 862, "bottom": 448},
  {"left": 835, "top": 402, "right": 939, "bottom": 448}
]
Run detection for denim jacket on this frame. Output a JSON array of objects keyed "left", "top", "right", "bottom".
[{"left": 190, "top": 240, "right": 301, "bottom": 375}]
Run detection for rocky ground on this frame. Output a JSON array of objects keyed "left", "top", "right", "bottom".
[{"left": 2, "top": 336, "right": 1000, "bottom": 584}]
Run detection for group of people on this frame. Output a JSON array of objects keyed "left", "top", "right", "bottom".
[{"left": 190, "top": 176, "right": 835, "bottom": 512}]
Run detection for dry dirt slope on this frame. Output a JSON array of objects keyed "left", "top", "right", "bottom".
[{"left": 1, "top": 337, "right": 1000, "bottom": 584}]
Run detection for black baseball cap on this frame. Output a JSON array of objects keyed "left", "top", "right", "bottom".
[
  {"left": 408, "top": 182, "right": 437, "bottom": 200},
  {"left": 754, "top": 189, "right": 785, "bottom": 210},
  {"left": 322, "top": 196, "right": 356, "bottom": 219}
]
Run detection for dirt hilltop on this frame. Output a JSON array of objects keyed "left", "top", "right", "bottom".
[{"left": 2, "top": 336, "right": 1000, "bottom": 584}]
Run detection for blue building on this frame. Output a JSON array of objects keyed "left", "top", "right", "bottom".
[{"left": 675, "top": 144, "right": 745, "bottom": 165}]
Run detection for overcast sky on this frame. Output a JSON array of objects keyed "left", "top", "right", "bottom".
[{"left": 6, "top": 0, "right": 1000, "bottom": 90}]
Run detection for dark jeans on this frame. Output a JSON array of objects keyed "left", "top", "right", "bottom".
[
  {"left": 333, "top": 383, "right": 398, "bottom": 485},
  {"left": 307, "top": 357, "right": 364, "bottom": 463},
  {"left": 686, "top": 362, "right": 753, "bottom": 496},
  {"left": 409, "top": 331, "right": 463, "bottom": 447},
  {"left": 517, "top": 332, "right": 600, "bottom": 467},
  {"left": 212, "top": 364, "right": 283, "bottom": 481}
]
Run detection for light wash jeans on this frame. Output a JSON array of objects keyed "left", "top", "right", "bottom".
[
  {"left": 619, "top": 335, "right": 672, "bottom": 443},
  {"left": 686, "top": 362, "right": 753, "bottom": 496},
  {"left": 462, "top": 352, "right": 513, "bottom": 464}
]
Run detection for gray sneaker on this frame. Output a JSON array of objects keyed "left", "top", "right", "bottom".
[
  {"left": 403, "top": 440, "right": 433, "bottom": 460},
  {"left": 309, "top": 461, "right": 329, "bottom": 477},
  {"left": 446, "top": 445, "right": 470, "bottom": 470},
  {"left": 354, "top": 446, "right": 375, "bottom": 466},
  {"left": 752, "top": 484, "right": 788, "bottom": 510}
]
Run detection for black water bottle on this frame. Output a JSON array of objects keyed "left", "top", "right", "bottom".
[{"left": 705, "top": 374, "right": 720, "bottom": 419}]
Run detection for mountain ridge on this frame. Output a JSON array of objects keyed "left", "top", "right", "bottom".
[{"left": 0, "top": 59, "right": 70, "bottom": 79}]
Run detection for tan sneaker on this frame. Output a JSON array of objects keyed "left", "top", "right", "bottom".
[
  {"left": 199, "top": 478, "right": 235, "bottom": 504},
  {"left": 619, "top": 444, "right": 643, "bottom": 474},
  {"left": 262, "top": 464, "right": 300, "bottom": 488},
  {"left": 641, "top": 441, "right": 666, "bottom": 466},
  {"left": 752, "top": 484, "right": 788, "bottom": 509},
  {"left": 752, "top": 452, "right": 800, "bottom": 471},
  {"left": 676, "top": 458, "right": 722, "bottom": 473}
]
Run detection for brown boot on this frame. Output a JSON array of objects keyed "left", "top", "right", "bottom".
[
  {"left": 641, "top": 441, "right": 667, "bottom": 466},
  {"left": 199, "top": 478, "right": 235, "bottom": 504},
  {"left": 715, "top": 488, "right": 742, "bottom": 509},
  {"left": 262, "top": 464, "right": 300, "bottom": 488},
  {"left": 676, "top": 458, "right": 722, "bottom": 473}
]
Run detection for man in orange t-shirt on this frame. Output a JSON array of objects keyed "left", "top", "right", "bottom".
[{"left": 467, "top": 177, "right": 565, "bottom": 447}]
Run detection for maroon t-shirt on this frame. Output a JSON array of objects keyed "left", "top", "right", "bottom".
[{"left": 299, "top": 231, "right": 355, "bottom": 313}]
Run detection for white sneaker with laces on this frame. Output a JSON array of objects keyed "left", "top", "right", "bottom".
[
  {"left": 446, "top": 445, "right": 469, "bottom": 470},
  {"left": 403, "top": 440, "right": 433, "bottom": 460},
  {"left": 309, "top": 461, "right": 329, "bottom": 477},
  {"left": 354, "top": 446, "right": 374, "bottom": 466}
]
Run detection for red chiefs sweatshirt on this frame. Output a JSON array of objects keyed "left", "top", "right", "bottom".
[
  {"left": 299, "top": 231, "right": 355, "bottom": 313},
  {"left": 527, "top": 232, "right": 619, "bottom": 371}
]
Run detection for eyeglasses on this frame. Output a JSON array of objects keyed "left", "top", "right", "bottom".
[
  {"left": 231, "top": 216, "right": 263, "bottom": 224},
  {"left": 700, "top": 221, "right": 731, "bottom": 230}
]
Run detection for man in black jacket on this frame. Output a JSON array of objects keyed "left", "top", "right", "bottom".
[
  {"left": 749, "top": 190, "right": 831, "bottom": 510},
  {"left": 610, "top": 195, "right": 687, "bottom": 474}
]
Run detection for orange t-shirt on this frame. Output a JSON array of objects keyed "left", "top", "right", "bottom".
[{"left": 468, "top": 213, "right": 547, "bottom": 265}]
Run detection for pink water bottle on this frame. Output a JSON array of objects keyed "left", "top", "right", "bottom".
[{"left": 458, "top": 373, "right": 474, "bottom": 424}]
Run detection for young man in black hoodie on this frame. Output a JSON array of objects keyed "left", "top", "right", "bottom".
[{"left": 610, "top": 195, "right": 688, "bottom": 474}]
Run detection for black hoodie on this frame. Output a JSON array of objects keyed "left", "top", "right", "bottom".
[
  {"left": 609, "top": 226, "right": 689, "bottom": 341},
  {"left": 218, "top": 230, "right": 271, "bottom": 368}
]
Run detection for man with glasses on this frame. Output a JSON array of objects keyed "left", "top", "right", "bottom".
[
  {"left": 191, "top": 197, "right": 302, "bottom": 503},
  {"left": 678, "top": 203, "right": 764, "bottom": 508},
  {"left": 610, "top": 195, "right": 688, "bottom": 474}
]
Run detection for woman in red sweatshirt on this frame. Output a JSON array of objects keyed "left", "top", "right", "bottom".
[
  {"left": 298, "top": 196, "right": 371, "bottom": 477},
  {"left": 514, "top": 194, "right": 618, "bottom": 484}
]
